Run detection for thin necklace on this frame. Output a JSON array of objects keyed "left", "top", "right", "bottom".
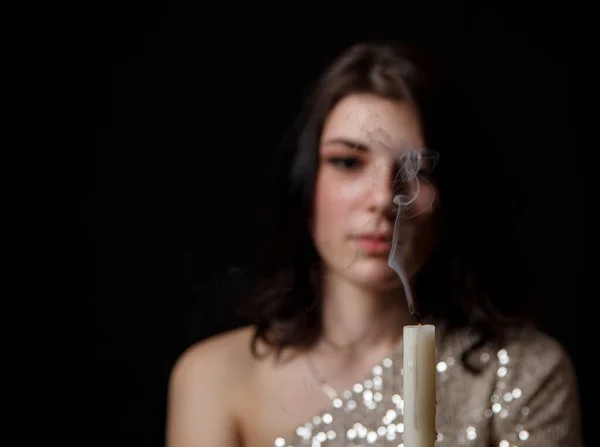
[
  {"left": 322, "top": 324, "right": 375, "bottom": 351},
  {"left": 305, "top": 354, "right": 339, "bottom": 401},
  {"left": 307, "top": 326, "right": 374, "bottom": 401},
  {"left": 307, "top": 331, "right": 405, "bottom": 402},
  {"left": 310, "top": 326, "right": 376, "bottom": 398}
]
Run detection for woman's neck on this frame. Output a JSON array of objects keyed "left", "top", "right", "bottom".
[{"left": 318, "top": 272, "right": 414, "bottom": 354}]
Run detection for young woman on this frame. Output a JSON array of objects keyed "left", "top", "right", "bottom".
[{"left": 166, "top": 41, "right": 582, "bottom": 447}]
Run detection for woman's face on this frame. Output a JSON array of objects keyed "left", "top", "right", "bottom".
[{"left": 311, "top": 93, "right": 437, "bottom": 290}]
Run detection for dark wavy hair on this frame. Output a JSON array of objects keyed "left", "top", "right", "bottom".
[{"left": 240, "top": 41, "right": 538, "bottom": 372}]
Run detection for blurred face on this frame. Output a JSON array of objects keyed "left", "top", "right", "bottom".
[{"left": 311, "top": 93, "right": 438, "bottom": 290}]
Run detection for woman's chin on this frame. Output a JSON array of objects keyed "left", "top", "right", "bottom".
[{"left": 347, "top": 258, "right": 407, "bottom": 290}]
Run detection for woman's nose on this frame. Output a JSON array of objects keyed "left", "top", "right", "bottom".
[{"left": 368, "top": 163, "right": 395, "bottom": 212}]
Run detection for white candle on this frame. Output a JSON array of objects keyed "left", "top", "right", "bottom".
[{"left": 403, "top": 324, "right": 436, "bottom": 447}]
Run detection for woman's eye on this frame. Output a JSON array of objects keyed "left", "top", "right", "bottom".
[{"left": 327, "top": 156, "right": 362, "bottom": 170}]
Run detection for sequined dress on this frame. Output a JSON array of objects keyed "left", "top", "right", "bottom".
[{"left": 272, "top": 323, "right": 582, "bottom": 447}]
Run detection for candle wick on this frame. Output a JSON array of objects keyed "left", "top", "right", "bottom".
[{"left": 411, "top": 310, "right": 421, "bottom": 325}]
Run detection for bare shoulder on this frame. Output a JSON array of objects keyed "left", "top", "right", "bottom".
[
  {"left": 166, "top": 325, "right": 257, "bottom": 447},
  {"left": 171, "top": 325, "right": 256, "bottom": 376}
]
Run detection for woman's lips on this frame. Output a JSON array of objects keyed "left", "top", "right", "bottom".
[{"left": 354, "top": 237, "right": 392, "bottom": 254}]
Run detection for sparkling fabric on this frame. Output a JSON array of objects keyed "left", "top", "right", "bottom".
[{"left": 273, "top": 323, "right": 582, "bottom": 446}]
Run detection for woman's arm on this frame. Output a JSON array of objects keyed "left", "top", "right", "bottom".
[
  {"left": 166, "top": 341, "right": 240, "bottom": 447},
  {"left": 491, "top": 333, "right": 583, "bottom": 446}
]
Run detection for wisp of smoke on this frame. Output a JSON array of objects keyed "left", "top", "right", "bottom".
[{"left": 388, "top": 148, "right": 439, "bottom": 320}]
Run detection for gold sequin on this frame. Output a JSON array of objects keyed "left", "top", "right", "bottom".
[{"left": 273, "top": 327, "right": 580, "bottom": 446}]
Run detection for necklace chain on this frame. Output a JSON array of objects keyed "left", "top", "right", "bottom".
[
  {"left": 306, "top": 354, "right": 339, "bottom": 400},
  {"left": 322, "top": 323, "right": 375, "bottom": 351},
  {"left": 306, "top": 333, "right": 405, "bottom": 402},
  {"left": 311, "top": 326, "right": 376, "bottom": 398}
]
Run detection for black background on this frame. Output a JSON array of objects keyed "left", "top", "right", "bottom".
[{"left": 93, "top": 6, "right": 590, "bottom": 446}]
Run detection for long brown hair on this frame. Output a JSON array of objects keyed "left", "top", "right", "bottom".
[{"left": 241, "top": 41, "right": 537, "bottom": 371}]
